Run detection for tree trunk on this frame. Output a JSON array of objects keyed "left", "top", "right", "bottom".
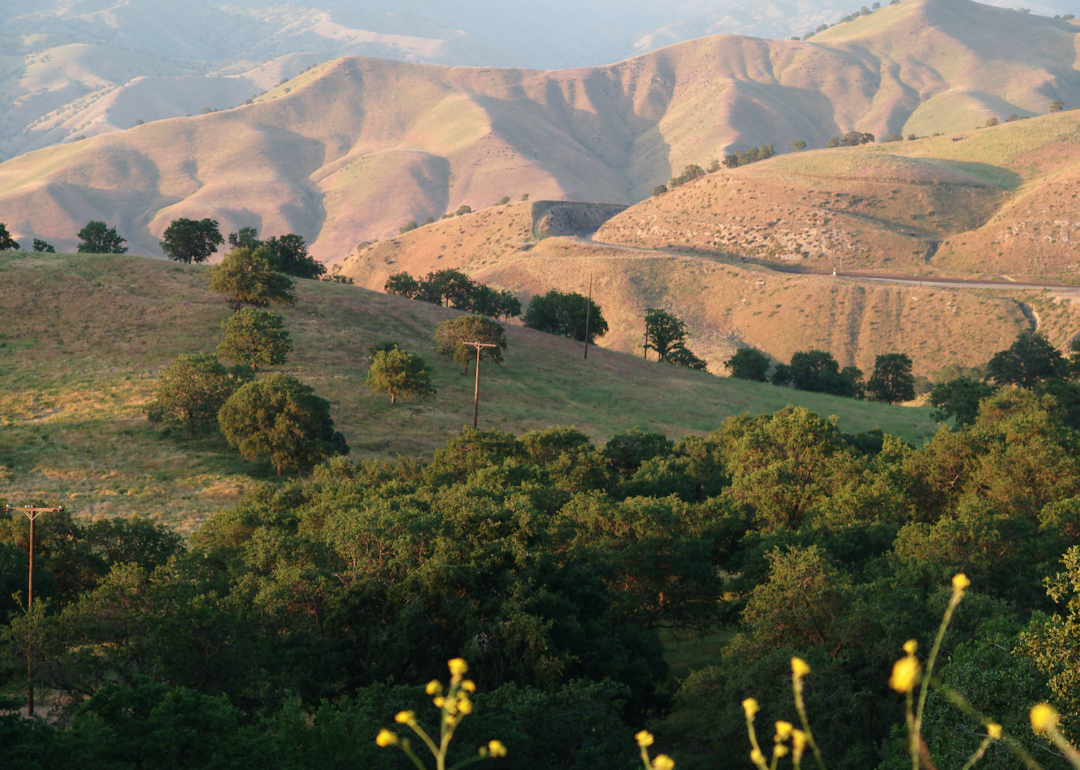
[{"left": 390, "top": 391, "right": 397, "bottom": 405}]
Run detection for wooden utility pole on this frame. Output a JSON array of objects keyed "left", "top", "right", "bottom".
[
  {"left": 463, "top": 341, "right": 497, "bottom": 428},
  {"left": 583, "top": 274, "right": 593, "bottom": 360},
  {"left": 4, "top": 505, "right": 63, "bottom": 717}
]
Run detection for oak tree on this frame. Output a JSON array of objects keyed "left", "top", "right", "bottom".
[
  {"left": 365, "top": 349, "right": 436, "bottom": 405},
  {"left": 216, "top": 308, "right": 293, "bottom": 372}
]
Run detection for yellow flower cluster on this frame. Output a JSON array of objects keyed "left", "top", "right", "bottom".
[
  {"left": 889, "top": 642, "right": 922, "bottom": 693},
  {"left": 375, "top": 658, "right": 505, "bottom": 767}
]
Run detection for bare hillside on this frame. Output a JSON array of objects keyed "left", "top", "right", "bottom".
[{"left": 1, "top": 0, "right": 1076, "bottom": 264}]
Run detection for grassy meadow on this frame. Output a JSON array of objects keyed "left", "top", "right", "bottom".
[{"left": 1, "top": 251, "right": 940, "bottom": 532}]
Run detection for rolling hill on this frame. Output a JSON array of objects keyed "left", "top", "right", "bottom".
[
  {"left": 0, "top": 0, "right": 1076, "bottom": 262},
  {"left": 0, "top": 251, "right": 938, "bottom": 531}
]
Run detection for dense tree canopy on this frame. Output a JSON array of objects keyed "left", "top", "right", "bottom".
[
  {"left": 76, "top": 221, "right": 127, "bottom": 254},
  {"left": 867, "top": 352, "right": 915, "bottom": 403},
  {"left": 987, "top": 332, "right": 1069, "bottom": 388},
  {"left": 725, "top": 347, "right": 771, "bottom": 381},
  {"left": 207, "top": 247, "right": 297, "bottom": 309},
  {"left": 524, "top": 290, "right": 608, "bottom": 343},
  {"left": 435, "top": 315, "right": 507, "bottom": 373},
  {"left": 159, "top": 218, "right": 224, "bottom": 264},
  {"left": 365, "top": 349, "right": 436, "bottom": 404},
  {"left": 216, "top": 308, "right": 293, "bottom": 372},
  {"left": 263, "top": 234, "right": 325, "bottom": 279},
  {"left": 0, "top": 222, "right": 19, "bottom": 251},
  {"left": 218, "top": 373, "right": 348, "bottom": 475},
  {"left": 144, "top": 353, "right": 244, "bottom": 433}
]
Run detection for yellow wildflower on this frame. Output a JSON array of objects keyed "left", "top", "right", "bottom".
[
  {"left": 636, "top": 730, "right": 656, "bottom": 748},
  {"left": 791, "top": 658, "right": 811, "bottom": 678},
  {"left": 952, "top": 573, "right": 971, "bottom": 592},
  {"left": 652, "top": 755, "right": 675, "bottom": 770},
  {"left": 742, "top": 698, "right": 760, "bottom": 720},
  {"left": 889, "top": 655, "right": 921, "bottom": 693},
  {"left": 449, "top": 658, "right": 469, "bottom": 680},
  {"left": 458, "top": 695, "right": 473, "bottom": 715},
  {"left": 426, "top": 680, "right": 442, "bottom": 695},
  {"left": 792, "top": 729, "right": 807, "bottom": 757},
  {"left": 394, "top": 710, "right": 416, "bottom": 725},
  {"left": 751, "top": 749, "right": 765, "bottom": 764},
  {"left": 774, "top": 745, "right": 790, "bottom": 758},
  {"left": 461, "top": 680, "right": 477, "bottom": 692},
  {"left": 488, "top": 740, "right": 507, "bottom": 757},
  {"left": 1030, "top": 703, "right": 1059, "bottom": 735},
  {"left": 433, "top": 696, "right": 446, "bottom": 708},
  {"left": 775, "top": 721, "right": 793, "bottom": 742},
  {"left": 988, "top": 723, "right": 1002, "bottom": 740},
  {"left": 376, "top": 729, "right": 398, "bottom": 747},
  {"left": 903, "top": 640, "right": 918, "bottom": 655}
]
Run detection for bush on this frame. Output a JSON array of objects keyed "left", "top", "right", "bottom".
[{"left": 145, "top": 353, "right": 244, "bottom": 433}]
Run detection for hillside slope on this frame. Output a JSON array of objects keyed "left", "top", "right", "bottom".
[
  {"left": 0, "top": 0, "right": 1076, "bottom": 262},
  {"left": 0, "top": 251, "right": 938, "bottom": 531}
]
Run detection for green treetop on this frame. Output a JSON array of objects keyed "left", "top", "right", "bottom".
[{"left": 216, "top": 308, "right": 293, "bottom": 372}]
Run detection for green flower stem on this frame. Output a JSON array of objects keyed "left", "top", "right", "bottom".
[
  {"left": 400, "top": 740, "right": 430, "bottom": 770},
  {"left": 1048, "top": 728, "right": 1080, "bottom": 770},
  {"left": 913, "top": 587, "right": 964, "bottom": 770},
  {"left": 959, "top": 737, "right": 993, "bottom": 770},
  {"left": 745, "top": 715, "right": 769, "bottom": 770},
  {"left": 793, "top": 676, "right": 826, "bottom": 770}
]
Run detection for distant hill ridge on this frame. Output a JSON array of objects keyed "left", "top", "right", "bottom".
[{"left": 0, "top": 0, "right": 1077, "bottom": 263}]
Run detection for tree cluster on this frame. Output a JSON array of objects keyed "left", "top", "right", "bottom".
[
  {"left": 7, "top": 389, "right": 1080, "bottom": 767},
  {"left": 643, "top": 309, "right": 707, "bottom": 371},
  {"left": 523, "top": 290, "right": 608, "bottom": 344},
  {"left": 384, "top": 269, "right": 522, "bottom": 320},
  {"left": 723, "top": 144, "right": 776, "bottom": 169},
  {"left": 668, "top": 164, "right": 707, "bottom": 189}
]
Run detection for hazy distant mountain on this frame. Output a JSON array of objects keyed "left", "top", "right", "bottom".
[{"left": 2, "top": 0, "right": 1075, "bottom": 265}]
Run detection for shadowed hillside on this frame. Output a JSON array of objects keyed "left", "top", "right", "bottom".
[{"left": 0, "top": 0, "right": 1077, "bottom": 264}]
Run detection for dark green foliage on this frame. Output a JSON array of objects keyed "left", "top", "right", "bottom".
[
  {"left": 770, "top": 362, "right": 792, "bottom": 386},
  {"left": 665, "top": 345, "right": 708, "bottom": 371},
  {"left": 76, "top": 221, "right": 127, "bottom": 254},
  {"left": 643, "top": 308, "right": 689, "bottom": 362},
  {"left": 207, "top": 247, "right": 297, "bottom": 308},
  {"left": 987, "top": 332, "right": 1068, "bottom": 387},
  {"left": 929, "top": 376, "right": 997, "bottom": 426},
  {"left": 145, "top": 353, "right": 244, "bottom": 433},
  {"left": 434, "top": 314, "right": 507, "bottom": 373},
  {"left": 218, "top": 373, "right": 349, "bottom": 475},
  {"left": 263, "top": 234, "right": 325, "bottom": 279},
  {"left": 652, "top": 184, "right": 668, "bottom": 196},
  {"left": 32, "top": 238, "right": 55, "bottom": 253},
  {"left": 468, "top": 284, "right": 522, "bottom": 320},
  {"left": 524, "top": 290, "right": 608, "bottom": 343},
  {"left": 0, "top": 222, "right": 19, "bottom": 251},
  {"left": 384, "top": 269, "right": 520, "bottom": 319},
  {"left": 455, "top": 205, "right": 473, "bottom": 216},
  {"left": 399, "top": 220, "right": 418, "bottom": 234},
  {"left": 867, "top": 353, "right": 915, "bottom": 403},
  {"left": 365, "top": 349, "right": 436, "bottom": 404},
  {"left": 723, "top": 144, "right": 775, "bottom": 168},
  {"left": 841, "top": 131, "right": 876, "bottom": 145},
  {"left": 383, "top": 271, "right": 423, "bottom": 299},
  {"left": 669, "top": 164, "right": 707, "bottom": 188},
  {"left": 791, "top": 139, "right": 807, "bottom": 151},
  {"left": 216, "top": 308, "right": 293, "bottom": 372},
  {"left": 725, "top": 347, "right": 770, "bottom": 381},
  {"left": 367, "top": 339, "right": 399, "bottom": 361},
  {"left": 160, "top": 218, "right": 225, "bottom": 264},
  {"left": 422, "top": 268, "right": 476, "bottom": 308},
  {"left": 227, "top": 227, "right": 261, "bottom": 250},
  {"left": 788, "top": 350, "right": 856, "bottom": 396}
]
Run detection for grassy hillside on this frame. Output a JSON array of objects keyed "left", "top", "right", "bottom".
[
  {"left": 1, "top": 0, "right": 1076, "bottom": 263},
  {"left": 0, "top": 252, "right": 939, "bottom": 532}
]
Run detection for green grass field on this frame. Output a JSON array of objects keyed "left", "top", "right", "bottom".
[{"left": 0, "top": 252, "right": 940, "bottom": 532}]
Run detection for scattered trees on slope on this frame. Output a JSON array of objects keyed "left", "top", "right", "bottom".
[
  {"left": 144, "top": 353, "right": 245, "bottom": 433},
  {"left": 32, "top": 239, "right": 55, "bottom": 253},
  {"left": 384, "top": 270, "right": 521, "bottom": 320},
  {"left": 723, "top": 145, "right": 775, "bottom": 169}
]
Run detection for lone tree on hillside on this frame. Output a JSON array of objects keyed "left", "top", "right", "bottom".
[
  {"left": 216, "top": 308, "right": 293, "bottom": 372},
  {"left": 77, "top": 221, "right": 127, "bottom": 254},
  {"left": 987, "top": 332, "right": 1068, "bottom": 388},
  {"left": 207, "top": 247, "right": 296, "bottom": 309},
  {"left": 0, "top": 223, "right": 19, "bottom": 251},
  {"left": 145, "top": 353, "right": 245, "bottom": 434},
  {"left": 32, "top": 239, "right": 55, "bottom": 253},
  {"left": 160, "top": 218, "right": 224, "bottom": 264},
  {"left": 435, "top": 315, "right": 506, "bottom": 374},
  {"left": 725, "top": 347, "right": 771, "bottom": 381},
  {"left": 643, "top": 309, "right": 688, "bottom": 362},
  {"left": 866, "top": 353, "right": 915, "bottom": 403},
  {"left": 365, "top": 349, "right": 436, "bottom": 405},
  {"left": 218, "top": 373, "right": 348, "bottom": 475},
  {"left": 524, "top": 290, "right": 608, "bottom": 343},
  {"left": 263, "top": 233, "right": 325, "bottom": 279}
]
